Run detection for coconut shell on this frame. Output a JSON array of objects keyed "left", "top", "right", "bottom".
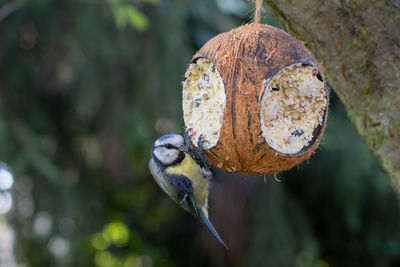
[{"left": 186, "top": 23, "right": 329, "bottom": 175}]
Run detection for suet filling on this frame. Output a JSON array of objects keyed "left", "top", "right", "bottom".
[
  {"left": 260, "top": 63, "right": 327, "bottom": 154},
  {"left": 182, "top": 58, "right": 226, "bottom": 149}
]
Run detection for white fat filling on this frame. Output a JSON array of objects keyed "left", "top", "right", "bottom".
[
  {"left": 182, "top": 58, "right": 226, "bottom": 149},
  {"left": 260, "top": 63, "right": 327, "bottom": 154}
]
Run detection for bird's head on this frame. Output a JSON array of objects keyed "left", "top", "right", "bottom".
[{"left": 151, "top": 134, "right": 186, "bottom": 166}]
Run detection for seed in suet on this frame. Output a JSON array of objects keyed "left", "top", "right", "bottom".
[
  {"left": 201, "top": 73, "right": 209, "bottom": 83},
  {"left": 291, "top": 129, "right": 304, "bottom": 137},
  {"left": 193, "top": 99, "right": 202, "bottom": 107}
]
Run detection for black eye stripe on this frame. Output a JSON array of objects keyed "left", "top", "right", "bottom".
[{"left": 159, "top": 144, "right": 178, "bottom": 149}]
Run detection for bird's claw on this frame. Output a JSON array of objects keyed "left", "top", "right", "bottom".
[
  {"left": 197, "top": 134, "right": 211, "bottom": 172},
  {"left": 184, "top": 130, "right": 212, "bottom": 173},
  {"left": 184, "top": 129, "right": 191, "bottom": 151},
  {"left": 184, "top": 128, "right": 196, "bottom": 159}
]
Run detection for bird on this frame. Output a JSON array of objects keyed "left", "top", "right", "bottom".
[{"left": 149, "top": 132, "right": 228, "bottom": 249}]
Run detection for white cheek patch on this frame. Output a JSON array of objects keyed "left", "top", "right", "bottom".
[{"left": 153, "top": 147, "right": 179, "bottom": 165}]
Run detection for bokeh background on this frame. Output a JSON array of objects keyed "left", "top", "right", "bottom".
[{"left": 0, "top": 0, "right": 400, "bottom": 266}]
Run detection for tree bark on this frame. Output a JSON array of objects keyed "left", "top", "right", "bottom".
[{"left": 263, "top": 0, "right": 400, "bottom": 197}]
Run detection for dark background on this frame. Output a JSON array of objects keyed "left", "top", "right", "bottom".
[{"left": 0, "top": 0, "right": 399, "bottom": 266}]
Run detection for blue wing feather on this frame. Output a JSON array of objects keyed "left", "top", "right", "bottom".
[{"left": 168, "top": 174, "right": 198, "bottom": 216}]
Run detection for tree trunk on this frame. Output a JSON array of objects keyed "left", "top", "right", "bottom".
[{"left": 263, "top": 0, "right": 400, "bottom": 197}]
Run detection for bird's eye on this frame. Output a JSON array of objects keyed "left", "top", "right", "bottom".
[{"left": 165, "top": 144, "right": 173, "bottom": 149}]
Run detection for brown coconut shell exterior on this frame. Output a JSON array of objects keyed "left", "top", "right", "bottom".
[{"left": 189, "top": 23, "right": 329, "bottom": 175}]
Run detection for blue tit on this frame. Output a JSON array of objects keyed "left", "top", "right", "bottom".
[{"left": 149, "top": 133, "right": 228, "bottom": 249}]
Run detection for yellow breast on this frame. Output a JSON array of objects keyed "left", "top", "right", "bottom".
[{"left": 165, "top": 153, "right": 208, "bottom": 205}]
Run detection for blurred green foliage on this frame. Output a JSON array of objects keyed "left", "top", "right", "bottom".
[
  {"left": 0, "top": 0, "right": 399, "bottom": 266},
  {"left": 111, "top": 0, "right": 156, "bottom": 31}
]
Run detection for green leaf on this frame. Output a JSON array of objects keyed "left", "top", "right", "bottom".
[{"left": 112, "top": 4, "right": 149, "bottom": 31}]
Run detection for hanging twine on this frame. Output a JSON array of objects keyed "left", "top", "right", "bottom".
[{"left": 253, "top": 0, "right": 263, "bottom": 23}]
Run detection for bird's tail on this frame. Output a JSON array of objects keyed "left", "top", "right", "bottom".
[{"left": 198, "top": 208, "right": 228, "bottom": 249}]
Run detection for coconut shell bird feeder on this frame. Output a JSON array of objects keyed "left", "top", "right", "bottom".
[{"left": 182, "top": 23, "right": 329, "bottom": 175}]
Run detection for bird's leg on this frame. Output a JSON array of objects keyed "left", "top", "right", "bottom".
[
  {"left": 184, "top": 128, "right": 196, "bottom": 159},
  {"left": 198, "top": 134, "right": 211, "bottom": 172}
]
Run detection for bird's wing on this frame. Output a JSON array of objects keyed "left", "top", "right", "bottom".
[{"left": 167, "top": 174, "right": 199, "bottom": 217}]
